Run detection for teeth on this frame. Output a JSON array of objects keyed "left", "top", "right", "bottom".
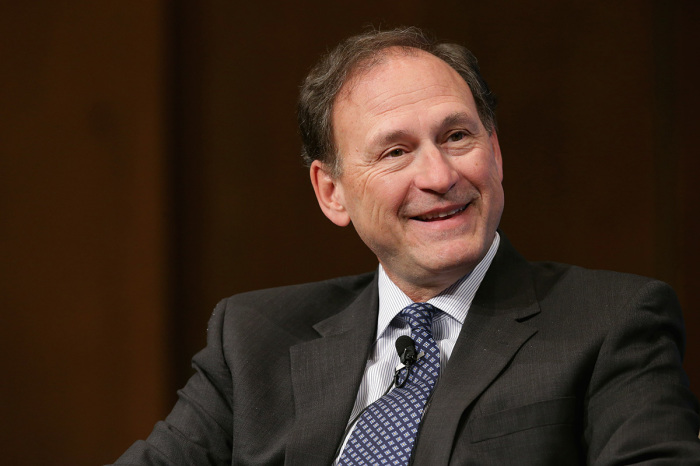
[{"left": 419, "top": 205, "right": 466, "bottom": 220}]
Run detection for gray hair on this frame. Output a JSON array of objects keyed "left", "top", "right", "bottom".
[{"left": 297, "top": 26, "right": 497, "bottom": 176}]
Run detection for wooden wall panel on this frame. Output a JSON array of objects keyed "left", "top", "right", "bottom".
[
  {"left": 0, "top": 3, "right": 168, "bottom": 464},
  {"left": 676, "top": 0, "right": 700, "bottom": 388}
]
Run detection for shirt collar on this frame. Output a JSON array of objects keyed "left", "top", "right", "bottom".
[{"left": 375, "top": 232, "right": 500, "bottom": 339}]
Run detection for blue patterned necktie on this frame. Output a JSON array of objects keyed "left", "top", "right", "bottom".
[{"left": 338, "top": 302, "right": 441, "bottom": 465}]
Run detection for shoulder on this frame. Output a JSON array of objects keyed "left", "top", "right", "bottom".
[
  {"left": 488, "top": 235, "right": 677, "bottom": 320},
  {"left": 209, "top": 272, "right": 376, "bottom": 339},
  {"left": 495, "top": 233, "right": 669, "bottom": 302},
  {"left": 528, "top": 260, "right": 675, "bottom": 305},
  {"left": 526, "top": 261, "right": 682, "bottom": 340},
  {"left": 227, "top": 272, "right": 376, "bottom": 307}
]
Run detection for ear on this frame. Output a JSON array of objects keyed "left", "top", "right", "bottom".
[
  {"left": 310, "top": 160, "right": 351, "bottom": 227},
  {"left": 489, "top": 131, "right": 504, "bottom": 182}
]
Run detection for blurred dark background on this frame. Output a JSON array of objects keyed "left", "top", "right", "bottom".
[{"left": 1, "top": 1, "right": 698, "bottom": 464}]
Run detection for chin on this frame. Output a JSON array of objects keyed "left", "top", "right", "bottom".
[
  {"left": 422, "top": 241, "right": 488, "bottom": 274},
  {"left": 420, "top": 253, "right": 478, "bottom": 278}
]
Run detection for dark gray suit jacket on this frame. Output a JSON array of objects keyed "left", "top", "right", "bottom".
[{"left": 113, "top": 236, "right": 700, "bottom": 465}]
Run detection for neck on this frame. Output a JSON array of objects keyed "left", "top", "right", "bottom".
[{"left": 382, "top": 268, "right": 470, "bottom": 303}]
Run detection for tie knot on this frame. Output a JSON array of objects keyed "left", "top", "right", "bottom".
[{"left": 399, "top": 302, "right": 437, "bottom": 331}]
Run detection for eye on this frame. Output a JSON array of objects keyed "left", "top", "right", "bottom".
[
  {"left": 386, "top": 147, "right": 405, "bottom": 157},
  {"left": 447, "top": 131, "right": 467, "bottom": 142}
]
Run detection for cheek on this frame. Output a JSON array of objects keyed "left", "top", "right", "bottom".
[
  {"left": 375, "top": 180, "right": 402, "bottom": 204},
  {"left": 462, "top": 154, "right": 502, "bottom": 187},
  {"left": 372, "top": 173, "right": 415, "bottom": 218},
  {"left": 353, "top": 170, "right": 410, "bottom": 215}
]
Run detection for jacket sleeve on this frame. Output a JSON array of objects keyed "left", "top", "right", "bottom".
[
  {"left": 108, "top": 300, "right": 233, "bottom": 466},
  {"left": 584, "top": 280, "right": 700, "bottom": 464}
]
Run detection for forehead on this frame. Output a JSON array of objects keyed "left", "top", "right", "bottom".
[{"left": 332, "top": 49, "right": 478, "bottom": 148}]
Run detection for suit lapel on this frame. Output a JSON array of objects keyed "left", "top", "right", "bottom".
[
  {"left": 285, "top": 274, "right": 379, "bottom": 466},
  {"left": 413, "top": 235, "right": 541, "bottom": 465}
]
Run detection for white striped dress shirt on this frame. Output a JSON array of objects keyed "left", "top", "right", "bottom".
[{"left": 334, "top": 233, "right": 500, "bottom": 462}]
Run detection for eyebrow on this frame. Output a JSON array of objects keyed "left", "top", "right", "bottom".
[
  {"left": 372, "top": 129, "right": 411, "bottom": 149},
  {"left": 368, "top": 111, "right": 479, "bottom": 150},
  {"left": 439, "top": 112, "right": 477, "bottom": 132}
]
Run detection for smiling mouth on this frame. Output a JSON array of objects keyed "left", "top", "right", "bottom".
[{"left": 413, "top": 205, "right": 468, "bottom": 222}]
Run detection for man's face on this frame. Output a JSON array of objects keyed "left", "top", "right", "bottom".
[{"left": 312, "top": 49, "right": 504, "bottom": 299}]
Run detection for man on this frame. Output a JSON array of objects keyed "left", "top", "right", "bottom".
[{"left": 113, "top": 27, "right": 700, "bottom": 465}]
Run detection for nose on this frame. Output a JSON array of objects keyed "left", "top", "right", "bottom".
[{"left": 413, "top": 144, "right": 459, "bottom": 194}]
